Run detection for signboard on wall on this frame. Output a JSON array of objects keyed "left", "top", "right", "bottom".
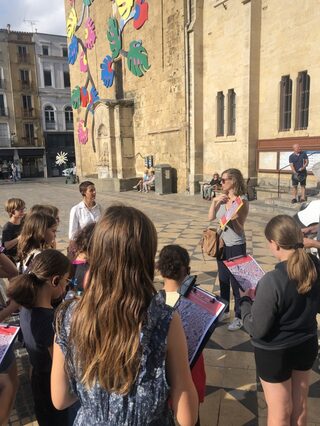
[
  {"left": 279, "top": 152, "right": 291, "bottom": 171},
  {"left": 279, "top": 151, "right": 320, "bottom": 171},
  {"left": 259, "top": 152, "right": 277, "bottom": 170}
]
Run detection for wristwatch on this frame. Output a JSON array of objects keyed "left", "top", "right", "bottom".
[{"left": 0, "top": 246, "right": 5, "bottom": 254}]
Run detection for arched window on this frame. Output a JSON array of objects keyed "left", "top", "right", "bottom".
[
  {"left": 44, "top": 105, "right": 55, "bottom": 130},
  {"left": 65, "top": 106, "right": 73, "bottom": 130}
]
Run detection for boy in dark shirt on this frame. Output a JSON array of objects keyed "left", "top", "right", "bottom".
[{"left": 2, "top": 198, "right": 26, "bottom": 260}]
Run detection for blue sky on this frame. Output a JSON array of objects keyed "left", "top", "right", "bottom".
[{"left": 0, "top": 0, "right": 66, "bottom": 35}]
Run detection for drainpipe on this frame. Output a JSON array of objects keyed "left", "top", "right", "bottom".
[{"left": 185, "top": 0, "right": 197, "bottom": 193}]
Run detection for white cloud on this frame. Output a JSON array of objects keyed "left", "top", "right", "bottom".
[{"left": 1, "top": 0, "right": 66, "bottom": 35}]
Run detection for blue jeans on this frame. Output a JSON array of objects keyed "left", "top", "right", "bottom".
[{"left": 217, "top": 243, "right": 246, "bottom": 319}]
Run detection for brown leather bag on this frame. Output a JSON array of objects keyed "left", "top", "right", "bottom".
[{"left": 200, "top": 227, "right": 224, "bottom": 258}]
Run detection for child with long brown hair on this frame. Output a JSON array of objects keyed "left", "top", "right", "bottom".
[
  {"left": 17, "top": 212, "right": 58, "bottom": 272},
  {"left": 240, "top": 215, "right": 320, "bottom": 425},
  {"left": 8, "top": 249, "right": 71, "bottom": 426},
  {"left": 52, "top": 205, "right": 198, "bottom": 425}
]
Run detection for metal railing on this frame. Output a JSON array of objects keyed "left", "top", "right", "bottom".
[
  {"left": 277, "top": 151, "right": 318, "bottom": 198},
  {"left": 17, "top": 54, "right": 30, "bottom": 64},
  {"left": 45, "top": 121, "right": 56, "bottom": 130},
  {"left": 21, "top": 108, "right": 34, "bottom": 118}
]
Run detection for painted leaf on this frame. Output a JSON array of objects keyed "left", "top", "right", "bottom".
[
  {"left": 133, "top": 0, "right": 149, "bottom": 30},
  {"left": 67, "top": 7, "right": 78, "bottom": 38},
  {"left": 71, "top": 86, "right": 81, "bottom": 109},
  {"left": 81, "top": 87, "right": 89, "bottom": 107},
  {"left": 83, "top": 0, "right": 93, "bottom": 5},
  {"left": 127, "top": 40, "right": 150, "bottom": 77},
  {"left": 78, "top": 120, "right": 88, "bottom": 144},
  {"left": 79, "top": 51, "right": 88, "bottom": 73},
  {"left": 107, "top": 18, "right": 121, "bottom": 59},
  {"left": 100, "top": 55, "right": 114, "bottom": 88},
  {"left": 115, "top": 0, "right": 134, "bottom": 20},
  {"left": 68, "top": 36, "right": 78, "bottom": 65}
]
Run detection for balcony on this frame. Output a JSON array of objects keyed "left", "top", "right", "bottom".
[
  {"left": 45, "top": 121, "right": 56, "bottom": 131},
  {"left": 21, "top": 108, "right": 34, "bottom": 118},
  {"left": 66, "top": 121, "right": 74, "bottom": 131},
  {"left": 0, "top": 79, "right": 5, "bottom": 89},
  {"left": 21, "top": 136, "right": 38, "bottom": 146},
  {"left": 0, "top": 107, "right": 9, "bottom": 117},
  {"left": 20, "top": 80, "right": 34, "bottom": 91},
  {"left": 17, "top": 54, "right": 30, "bottom": 64}
]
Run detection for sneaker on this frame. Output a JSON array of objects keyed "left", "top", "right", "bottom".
[
  {"left": 291, "top": 198, "right": 297, "bottom": 204},
  {"left": 220, "top": 312, "right": 231, "bottom": 321},
  {"left": 228, "top": 318, "right": 243, "bottom": 331}
]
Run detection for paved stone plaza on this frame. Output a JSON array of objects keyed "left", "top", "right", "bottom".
[{"left": 1, "top": 180, "right": 320, "bottom": 426}]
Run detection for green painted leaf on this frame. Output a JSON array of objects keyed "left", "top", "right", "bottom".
[
  {"left": 83, "top": 0, "right": 93, "bottom": 5},
  {"left": 107, "top": 18, "right": 121, "bottom": 59},
  {"left": 71, "top": 86, "right": 81, "bottom": 109},
  {"left": 127, "top": 40, "right": 150, "bottom": 77}
]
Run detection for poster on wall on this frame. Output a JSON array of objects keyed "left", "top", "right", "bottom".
[
  {"left": 279, "top": 151, "right": 320, "bottom": 172},
  {"left": 306, "top": 151, "right": 320, "bottom": 171},
  {"left": 259, "top": 152, "right": 277, "bottom": 170},
  {"left": 279, "top": 152, "right": 291, "bottom": 171}
]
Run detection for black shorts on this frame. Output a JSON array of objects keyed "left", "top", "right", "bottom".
[
  {"left": 254, "top": 336, "right": 318, "bottom": 383},
  {"left": 292, "top": 172, "right": 307, "bottom": 187}
]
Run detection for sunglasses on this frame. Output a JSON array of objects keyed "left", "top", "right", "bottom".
[{"left": 221, "top": 178, "right": 231, "bottom": 184}]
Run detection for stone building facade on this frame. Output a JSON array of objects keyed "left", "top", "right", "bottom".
[
  {"left": 0, "top": 27, "right": 45, "bottom": 177},
  {"left": 65, "top": 0, "right": 320, "bottom": 193},
  {"left": 33, "top": 33, "right": 74, "bottom": 177}
]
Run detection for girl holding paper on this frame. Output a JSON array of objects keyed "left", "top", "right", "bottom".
[
  {"left": 208, "top": 168, "right": 249, "bottom": 331},
  {"left": 240, "top": 215, "right": 320, "bottom": 426}
]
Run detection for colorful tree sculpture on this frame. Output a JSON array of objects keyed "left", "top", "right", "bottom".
[{"left": 66, "top": 0, "right": 150, "bottom": 150}]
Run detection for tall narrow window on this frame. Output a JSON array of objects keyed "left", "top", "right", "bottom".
[
  {"left": 44, "top": 70, "right": 52, "bottom": 87},
  {"left": 216, "top": 91, "right": 224, "bottom": 136},
  {"left": 18, "top": 46, "right": 28, "bottom": 62},
  {"left": 62, "top": 47, "right": 68, "bottom": 57},
  {"left": 296, "top": 71, "right": 310, "bottom": 130},
  {"left": 0, "top": 67, "right": 4, "bottom": 89},
  {"left": 24, "top": 123, "right": 35, "bottom": 145},
  {"left": 227, "top": 89, "right": 236, "bottom": 135},
  {"left": 65, "top": 106, "right": 73, "bottom": 130},
  {"left": 279, "top": 75, "right": 292, "bottom": 131},
  {"left": 0, "top": 123, "right": 9, "bottom": 147},
  {"left": 20, "top": 69, "right": 30, "bottom": 88},
  {"left": 22, "top": 95, "right": 32, "bottom": 117},
  {"left": 44, "top": 106, "right": 55, "bottom": 130},
  {"left": 42, "top": 46, "right": 49, "bottom": 56},
  {"left": 0, "top": 94, "right": 6, "bottom": 116},
  {"left": 63, "top": 71, "right": 70, "bottom": 88}
]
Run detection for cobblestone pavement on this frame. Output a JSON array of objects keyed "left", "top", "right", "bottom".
[{"left": 1, "top": 179, "right": 320, "bottom": 426}]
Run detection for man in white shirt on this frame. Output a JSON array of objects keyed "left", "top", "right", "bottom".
[{"left": 69, "top": 181, "right": 102, "bottom": 253}]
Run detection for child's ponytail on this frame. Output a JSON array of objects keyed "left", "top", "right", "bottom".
[
  {"left": 7, "top": 249, "right": 70, "bottom": 308},
  {"left": 7, "top": 272, "right": 45, "bottom": 308},
  {"left": 265, "top": 215, "right": 317, "bottom": 294},
  {"left": 287, "top": 244, "right": 317, "bottom": 294}
]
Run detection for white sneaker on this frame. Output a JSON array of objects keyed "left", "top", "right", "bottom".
[
  {"left": 220, "top": 312, "right": 231, "bottom": 321},
  {"left": 228, "top": 318, "right": 243, "bottom": 331}
]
